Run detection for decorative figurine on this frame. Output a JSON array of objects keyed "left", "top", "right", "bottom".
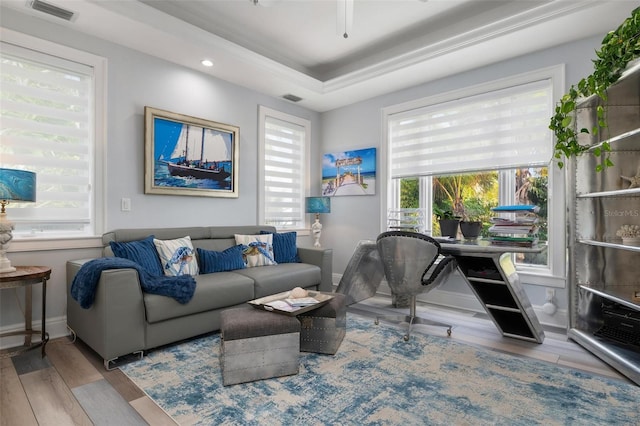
[{"left": 620, "top": 165, "right": 640, "bottom": 189}]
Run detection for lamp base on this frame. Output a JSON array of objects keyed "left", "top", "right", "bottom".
[
  {"left": 0, "top": 249, "right": 16, "bottom": 273},
  {"left": 311, "top": 216, "right": 323, "bottom": 248}
]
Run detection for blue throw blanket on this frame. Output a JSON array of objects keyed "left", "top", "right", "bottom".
[{"left": 71, "top": 257, "right": 197, "bottom": 309}]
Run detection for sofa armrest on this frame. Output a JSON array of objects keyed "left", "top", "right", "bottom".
[
  {"left": 66, "top": 259, "right": 146, "bottom": 365},
  {"left": 297, "top": 247, "right": 333, "bottom": 292}
]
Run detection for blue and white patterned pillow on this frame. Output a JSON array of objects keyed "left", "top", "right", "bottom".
[
  {"left": 234, "top": 234, "right": 277, "bottom": 268},
  {"left": 153, "top": 236, "right": 199, "bottom": 277}
]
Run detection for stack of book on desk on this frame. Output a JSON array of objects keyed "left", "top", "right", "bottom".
[{"left": 488, "top": 205, "right": 539, "bottom": 248}]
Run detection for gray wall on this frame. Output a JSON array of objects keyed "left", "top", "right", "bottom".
[{"left": 0, "top": 5, "right": 610, "bottom": 339}]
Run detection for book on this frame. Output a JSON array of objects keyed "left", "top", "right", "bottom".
[
  {"left": 284, "top": 297, "right": 320, "bottom": 307},
  {"left": 264, "top": 300, "right": 297, "bottom": 312},
  {"left": 491, "top": 205, "right": 540, "bottom": 213}
]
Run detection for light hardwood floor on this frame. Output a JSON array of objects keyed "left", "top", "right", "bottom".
[{"left": 0, "top": 295, "right": 631, "bottom": 425}]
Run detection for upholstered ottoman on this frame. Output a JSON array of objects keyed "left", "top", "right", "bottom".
[
  {"left": 220, "top": 307, "right": 300, "bottom": 386},
  {"left": 298, "top": 292, "right": 346, "bottom": 354}
]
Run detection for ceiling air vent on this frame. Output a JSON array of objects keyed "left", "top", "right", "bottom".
[
  {"left": 282, "top": 94, "right": 303, "bottom": 103},
  {"left": 28, "top": 0, "right": 76, "bottom": 21}
]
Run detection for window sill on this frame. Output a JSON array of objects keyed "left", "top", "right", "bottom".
[{"left": 9, "top": 236, "right": 103, "bottom": 252}]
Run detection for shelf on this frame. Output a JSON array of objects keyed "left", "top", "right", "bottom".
[
  {"left": 568, "top": 61, "right": 640, "bottom": 385},
  {"left": 577, "top": 239, "right": 640, "bottom": 253},
  {"left": 445, "top": 251, "right": 545, "bottom": 343},
  {"left": 466, "top": 276, "right": 506, "bottom": 285},
  {"left": 585, "top": 126, "right": 640, "bottom": 152},
  {"left": 576, "top": 187, "right": 640, "bottom": 198},
  {"left": 568, "top": 328, "right": 640, "bottom": 386}
]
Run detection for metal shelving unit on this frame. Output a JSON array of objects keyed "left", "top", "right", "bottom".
[{"left": 567, "top": 64, "right": 640, "bottom": 385}]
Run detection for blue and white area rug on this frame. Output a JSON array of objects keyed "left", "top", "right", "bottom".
[{"left": 120, "top": 314, "right": 640, "bottom": 425}]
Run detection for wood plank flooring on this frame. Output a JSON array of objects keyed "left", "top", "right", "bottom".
[{"left": 0, "top": 295, "right": 631, "bottom": 425}]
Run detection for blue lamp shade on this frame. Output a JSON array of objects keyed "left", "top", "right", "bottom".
[
  {"left": 306, "top": 196, "right": 331, "bottom": 214},
  {"left": 0, "top": 168, "right": 37, "bottom": 203}
]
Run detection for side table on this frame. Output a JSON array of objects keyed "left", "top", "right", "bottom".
[{"left": 0, "top": 266, "right": 51, "bottom": 358}]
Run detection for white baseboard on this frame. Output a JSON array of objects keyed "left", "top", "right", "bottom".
[
  {"left": 333, "top": 273, "right": 568, "bottom": 329},
  {"left": 0, "top": 316, "right": 69, "bottom": 351}
]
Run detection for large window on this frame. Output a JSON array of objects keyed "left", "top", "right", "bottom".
[
  {"left": 258, "top": 106, "right": 310, "bottom": 230},
  {"left": 383, "top": 66, "right": 565, "bottom": 282},
  {"left": 0, "top": 29, "right": 106, "bottom": 239}
]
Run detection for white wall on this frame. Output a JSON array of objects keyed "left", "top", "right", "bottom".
[{"left": 0, "top": 7, "right": 321, "bottom": 342}]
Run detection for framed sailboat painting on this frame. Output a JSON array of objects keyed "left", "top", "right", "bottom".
[{"left": 144, "top": 107, "right": 239, "bottom": 198}]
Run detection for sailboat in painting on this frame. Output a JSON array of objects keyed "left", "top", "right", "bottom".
[{"left": 163, "top": 124, "right": 231, "bottom": 181}]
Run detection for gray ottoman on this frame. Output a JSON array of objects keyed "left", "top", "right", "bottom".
[
  {"left": 298, "top": 292, "right": 346, "bottom": 355},
  {"left": 220, "top": 307, "right": 300, "bottom": 386}
]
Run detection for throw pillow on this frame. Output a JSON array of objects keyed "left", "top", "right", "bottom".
[
  {"left": 260, "top": 230, "right": 300, "bottom": 263},
  {"left": 153, "top": 236, "right": 199, "bottom": 277},
  {"left": 197, "top": 245, "right": 246, "bottom": 274},
  {"left": 109, "top": 235, "right": 164, "bottom": 277},
  {"left": 234, "top": 234, "right": 277, "bottom": 268}
]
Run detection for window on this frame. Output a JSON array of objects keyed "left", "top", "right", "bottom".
[
  {"left": 258, "top": 106, "right": 310, "bottom": 230},
  {"left": 0, "top": 29, "right": 106, "bottom": 239},
  {"left": 383, "top": 66, "right": 565, "bottom": 281}
]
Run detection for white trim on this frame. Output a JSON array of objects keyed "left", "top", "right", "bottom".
[
  {"left": 9, "top": 236, "right": 103, "bottom": 252},
  {"left": 0, "top": 315, "right": 69, "bottom": 351}
]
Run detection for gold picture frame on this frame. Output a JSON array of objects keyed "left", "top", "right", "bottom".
[{"left": 144, "top": 106, "right": 239, "bottom": 198}]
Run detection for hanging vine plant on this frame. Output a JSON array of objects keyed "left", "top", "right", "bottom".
[{"left": 550, "top": 6, "right": 640, "bottom": 171}]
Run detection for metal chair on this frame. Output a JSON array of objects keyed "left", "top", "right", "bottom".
[{"left": 375, "top": 231, "right": 457, "bottom": 341}]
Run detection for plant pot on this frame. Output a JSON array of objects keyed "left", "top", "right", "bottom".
[
  {"left": 622, "top": 237, "right": 640, "bottom": 247},
  {"left": 460, "top": 221, "right": 482, "bottom": 239},
  {"left": 439, "top": 219, "right": 459, "bottom": 239}
]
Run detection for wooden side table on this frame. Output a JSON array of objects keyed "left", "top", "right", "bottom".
[{"left": 0, "top": 266, "right": 51, "bottom": 358}]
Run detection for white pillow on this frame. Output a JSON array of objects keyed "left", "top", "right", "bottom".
[
  {"left": 234, "top": 234, "right": 277, "bottom": 268},
  {"left": 154, "top": 236, "right": 199, "bottom": 276}
]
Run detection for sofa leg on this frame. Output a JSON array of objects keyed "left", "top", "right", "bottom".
[{"left": 104, "top": 350, "right": 144, "bottom": 371}]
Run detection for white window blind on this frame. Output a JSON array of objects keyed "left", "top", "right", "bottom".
[
  {"left": 0, "top": 41, "right": 95, "bottom": 236},
  {"left": 259, "top": 107, "right": 309, "bottom": 230},
  {"left": 388, "top": 79, "right": 553, "bottom": 178}
]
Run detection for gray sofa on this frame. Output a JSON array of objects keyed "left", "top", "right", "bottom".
[{"left": 66, "top": 225, "right": 333, "bottom": 369}]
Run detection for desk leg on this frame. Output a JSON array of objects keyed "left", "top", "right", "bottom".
[
  {"left": 41, "top": 278, "right": 47, "bottom": 357},
  {"left": 24, "top": 285, "right": 32, "bottom": 347}
]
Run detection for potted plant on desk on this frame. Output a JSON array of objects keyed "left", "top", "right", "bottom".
[
  {"left": 459, "top": 206, "right": 483, "bottom": 240},
  {"left": 434, "top": 206, "right": 460, "bottom": 239}
]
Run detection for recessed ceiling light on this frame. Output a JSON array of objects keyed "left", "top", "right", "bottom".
[{"left": 201, "top": 59, "right": 214, "bottom": 67}]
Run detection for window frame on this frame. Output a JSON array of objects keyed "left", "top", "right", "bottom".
[
  {"left": 258, "top": 106, "right": 311, "bottom": 231},
  {"left": 381, "top": 66, "right": 566, "bottom": 287},
  {"left": 1, "top": 27, "right": 107, "bottom": 251}
]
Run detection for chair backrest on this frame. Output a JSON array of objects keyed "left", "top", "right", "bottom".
[{"left": 376, "top": 231, "right": 441, "bottom": 296}]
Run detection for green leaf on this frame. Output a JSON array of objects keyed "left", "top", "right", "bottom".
[
  {"left": 595, "top": 164, "right": 603, "bottom": 172},
  {"left": 561, "top": 101, "right": 575, "bottom": 113},
  {"left": 562, "top": 116, "right": 572, "bottom": 127}
]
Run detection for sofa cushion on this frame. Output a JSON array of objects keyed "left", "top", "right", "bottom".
[
  {"left": 233, "top": 263, "right": 321, "bottom": 298},
  {"left": 235, "top": 234, "right": 277, "bottom": 267},
  {"left": 260, "top": 231, "right": 300, "bottom": 264},
  {"left": 197, "top": 245, "right": 246, "bottom": 273},
  {"left": 143, "top": 271, "right": 255, "bottom": 323},
  {"left": 154, "top": 236, "right": 199, "bottom": 276},
  {"left": 109, "top": 235, "right": 164, "bottom": 277}
]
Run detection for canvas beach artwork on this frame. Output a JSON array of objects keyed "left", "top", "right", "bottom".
[
  {"left": 322, "top": 147, "right": 376, "bottom": 196},
  {"left": 144, "top": 107, "right": 239, "bottom": 198}
]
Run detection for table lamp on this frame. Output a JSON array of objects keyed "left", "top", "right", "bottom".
[
  {"left": 306, "top": 196, "right": 331, "bottom": 248},
  {"left": 0, "top": 168, "right": 37, "bottom": 273}
]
